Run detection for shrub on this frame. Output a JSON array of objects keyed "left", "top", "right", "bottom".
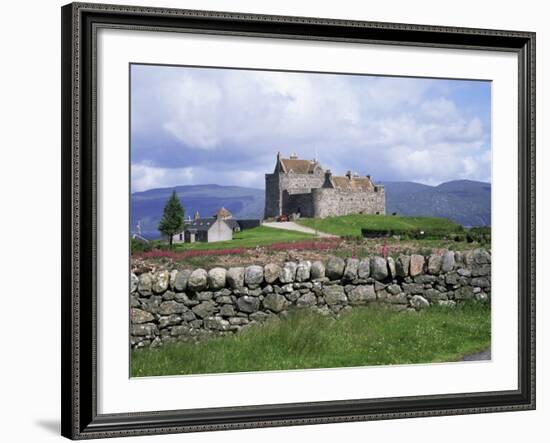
[
  {"left": 468, "top": 227, "right": 491, "bottom": 245},
  {"left": 131, "top": 238, "right": 152, "bottom": 253}
]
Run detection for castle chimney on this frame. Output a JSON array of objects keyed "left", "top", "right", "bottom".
[
  {"left": 290, "top": 152, "right": 298, "bottom": 159},
  {"left": 346, "top": 170, "right": 352, "bottom": 180},
  {"left": 194, "top": 210, "right": 200, "bottom": 221},
  {"left": 323, "top": 169, "right": 333, "bottom": 188}
]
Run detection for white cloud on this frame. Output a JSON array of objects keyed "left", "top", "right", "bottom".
[
  {"left": 157, "top": 69, "right": 363, "bottom": 152},
  {"left": 420, "top": 97, "right": 458, "bottom": 120},
  {"left": 131, "top": 163, "right": 195, "bottom": 192},
  {"left": 132, "top": 66, "right": 491, "bottom": 189},
  {"left": 131, "top": 162, "right": 265, "bottom": 192},
  {"left": 362, "top": 77, "right": 431, "bottom": 110}
]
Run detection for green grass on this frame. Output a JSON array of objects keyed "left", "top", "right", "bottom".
[
  {"left": 297, "top": 214, "right": 463, "bottom": 238},
  {"left": 131, "top": 303, "right": 491, "bottom": 377},
  {"left": 164, "top": 226, "right": 315, "bottom": 252}
]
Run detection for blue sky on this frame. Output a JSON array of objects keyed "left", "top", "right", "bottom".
[{"left": 131, "top": 64, "right": 491, "bottom": 192}]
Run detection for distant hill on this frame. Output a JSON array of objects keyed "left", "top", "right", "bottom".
[
  {"left": 132, "top": 180, "right": 490, "bottom": 239},
  {"left": 131, "top": 185, "right": 264, "bottom": 239},
  {"left": 381, "top": 180, "right": 491, "bottom": 227}
]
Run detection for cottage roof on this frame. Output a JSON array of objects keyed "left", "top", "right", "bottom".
[
  {"left": 185, "top": 218, "right": 237, "bottom": 232},
  {"left": 223, "top": 219, "right": 240, "bottom": 230},
  {"left": 280, "top": 158, "right": 319, "bottom": 174},
  {"left": 331, "top": 176, "right": 375, "bottom": 191},
  {"left": 185, "top": 218, "right": 216, "bottom": 232},
  {"left": 215, "top": 207, "right": 232, "bottom": 219}
]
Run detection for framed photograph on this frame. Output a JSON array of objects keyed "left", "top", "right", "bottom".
[{"left": 61, "top": 2, "right": 535, "bottom": 439}]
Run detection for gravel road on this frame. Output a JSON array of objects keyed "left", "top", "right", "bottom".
[{"left": 262, "top": 221, "right": 338, "bottom": 238}]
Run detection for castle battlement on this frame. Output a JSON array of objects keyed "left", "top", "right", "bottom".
[{"left": 264, "top": 153, "right": 385, "bottom": 219}]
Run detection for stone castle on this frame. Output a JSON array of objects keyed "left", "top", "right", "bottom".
[{"left": 264, "top": 153, "right": 385, "bottom": 219}]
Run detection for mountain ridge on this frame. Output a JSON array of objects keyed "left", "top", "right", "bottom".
[
  {"left": 381, "top": 179, "right": 491, "bottom": 228},
  {"left": 131, "top": 180, "right": 491, "bottom": 239}
]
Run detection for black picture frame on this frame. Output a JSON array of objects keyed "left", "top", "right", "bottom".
[{"left": 61, "top": 2, "right": 536, "bottom": 439}]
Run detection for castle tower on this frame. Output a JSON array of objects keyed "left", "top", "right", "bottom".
[{"left": 264, "top": 152, "right": 325, "bottom": 218}]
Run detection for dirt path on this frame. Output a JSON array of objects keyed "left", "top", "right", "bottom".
[{"left": 262, "top": 221, "right": 338, "bottom": 238}]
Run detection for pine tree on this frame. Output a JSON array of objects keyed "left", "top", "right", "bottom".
[{"left": 158, "top": 191, "right": 185, "bottom": 248}]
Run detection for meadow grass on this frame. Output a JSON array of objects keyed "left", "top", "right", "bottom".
[
  {"left": 297, "top": 214, "right": 462, "bottom": 238},
  {"left": 131, "top": 302, "right": 490, "bottom": 377},
  {"left": 168, "top": 226, "right": 315, "bottom": 251}
]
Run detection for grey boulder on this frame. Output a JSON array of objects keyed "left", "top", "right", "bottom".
[
  {"left": 263, "top": 293, "right": 288, "bottom": 313},
  {"left": 343, "top": 258, "right": 359, "bottom": 281},
  {"left": 188, "top": 269, "right": 208, "bottom": 292},
  {"left": 207, "top": 267, "right": 226, "bottom": 290},
  {"left": 263, "top": 263, "right": 281, "bottom": 284},
  {"left": 310, "top": 261, "right": 326, "bottom": 279},
  {"left": 152, "top": 270, "right": 170, "bottom": 294},
  {"left": 370, "top": 256, "right": 388, "bottom": 280},
  {"left": 326, "top": 256, "right": 345, "bottom": 280},
  {"left": 173, "top": 269, "right": 192, "bottom": 292},
  {"left": 245, "top": 265, "right": 264, "bottom": 286},
  {"left": 280, "top": 262, "right": 298, "bottom": 283},
  {"left": 227, "top": 267, "right": 245, "bottom": 289},
  {"left": 296, "top": 261, "right": 312, "bottom": 282}
]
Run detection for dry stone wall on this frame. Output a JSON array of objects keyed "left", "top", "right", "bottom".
[{"left": 130, "top": 249, "right": 491, "bottom": 349}]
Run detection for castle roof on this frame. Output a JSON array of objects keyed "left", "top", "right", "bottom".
[
  {"left": 331, "top": 176, "right": 375, "bottom": 191},
  {"left": 275, "top": 153, "right": 380, "bottom": 191},
  {"left": 280, "top": 158, "right": 319, "bottom": 174}
]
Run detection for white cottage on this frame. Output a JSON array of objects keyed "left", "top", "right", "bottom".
[{"left": 172, "top": 217, "right": 233, "bottom": 244}]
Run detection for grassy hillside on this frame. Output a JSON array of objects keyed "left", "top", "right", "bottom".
[
  {"left": 297, "top": 214, "right": 462, "bottom": 238},
  {"left": 132, "top": 303, "right": 490, "bottom": 377},
  {"left": 167, "top": 225, "right": 314, "bottom": 251},
  {"left": 382, "top": 179, "right": 491, "bottom": 227}
]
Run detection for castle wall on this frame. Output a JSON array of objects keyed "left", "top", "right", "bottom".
[
  {"left": 264, "top": 173, "right": 281, "bottom": 218},
  {"left": 279, "top": 173, "right": 324, "bottom": 195},
  {"left": 265, "top": 172, "right": 324, "bottom": 218},
  {"left": 312, "top": 187, "right": 386, "bottom": 218},
  {"left": 282, "top": 191, "right": 315, "bottom": 217}
]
